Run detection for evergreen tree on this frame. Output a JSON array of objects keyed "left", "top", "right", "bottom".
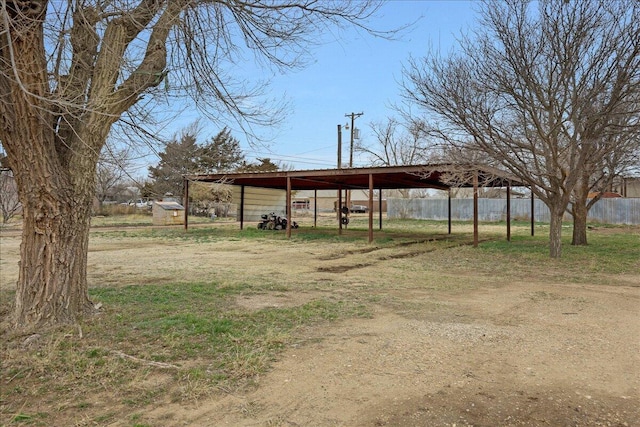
[
  {"left": 239, "top": 158, "right": 280, "bottom": 172},
  {"left": 199, "top": 128, "right": 244, "bottom": 173},
  {"left": 148, "top": 130, "right": 201, "bottom": 199}
]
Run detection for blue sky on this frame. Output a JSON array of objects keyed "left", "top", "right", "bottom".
[{"left": 156, "top": 0, "right": 479, "bottom": 172}]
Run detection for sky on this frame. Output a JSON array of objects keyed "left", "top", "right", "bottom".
[{"left": 148, "top": 0, "right": 479, "bottom": 173}]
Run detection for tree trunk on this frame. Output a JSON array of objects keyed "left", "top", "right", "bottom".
[
  {"left": 9, "top": 130, "right": 101, "bottom": 328},
  {"left": 15, "top": 195, "right": 95, "bottom": 327},
  {"left": 7, "top": 108, "right": 99, "bottom": 328},
  {"left": 570, "top": 169, "right": 590, "bottom": 246},
  {"left": 571, "top": 201, "right": 589, "bottom": 246},
  {"left": 548, "top": 208, "right": 564, "bottom": 258},
  {"left": 1, "top": 2, "right": 100, "bottom": 329}
]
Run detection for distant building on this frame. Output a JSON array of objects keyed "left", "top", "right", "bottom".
[
  {"left": 293, "top": 189, "right": 386, "bottom": 213},
  {"left": 612, "top": 176, "right": 640, "bottom": 198}
]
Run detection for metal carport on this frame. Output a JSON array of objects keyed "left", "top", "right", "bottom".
[{"left": 183, "top": 164, "right": 528, "bottom": 244}]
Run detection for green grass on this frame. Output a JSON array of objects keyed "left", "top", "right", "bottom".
[
  {"left": 1, "top": 279, "right": 370, "bottom": 425},
  {"left": 478, "top": 226, "right": 640, "bottom": 273},
  {"left": 89, "top": 280, "right": 369, "bottom": 373}
]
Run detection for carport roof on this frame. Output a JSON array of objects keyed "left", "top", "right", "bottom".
[{"left": 184, "top": 164, "right": 522, "bottom": 191}]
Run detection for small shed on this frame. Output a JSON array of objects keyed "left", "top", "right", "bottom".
[{"left": 153, "top": 201, "right": 185, "bottom": 226}]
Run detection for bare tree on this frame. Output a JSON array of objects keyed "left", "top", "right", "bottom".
[
  {"left": 189, "top": 181, "right": 233, "bottom": 218},
  {"left": 95, "top": 146, "right": 134, "bottom": 207},
  {"left": 0, "top": 167, "right": 20, "bottom": 224},
  {"left": 428, "top": 143, "right": 512, "bottom": 198},
  {"left": 569, "top": 116, "right": 640, "bottom": 245},
  {"left": 0, "top": 0, "right": 385, "bottom": 328},
  {"left": 355, "top": 117, "right": 434, "bottom": 198},
  {"left": 357, "top": 117, "right": 433, "bottom": 167},
  {"left": 402, "top": 0, "right": 640, "bottom": 257}
]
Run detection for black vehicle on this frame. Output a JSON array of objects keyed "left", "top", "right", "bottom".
[{"left": 257, "top": 212, "right": 299, "bottom": 230}]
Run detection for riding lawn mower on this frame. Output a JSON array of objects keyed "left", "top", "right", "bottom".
[{"left": 257, "top": 212, "right": 299, "bottom": 230}]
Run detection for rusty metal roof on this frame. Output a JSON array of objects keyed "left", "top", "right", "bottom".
[{"left": 184, "top": 164, "right": 522, "bottom": 191}]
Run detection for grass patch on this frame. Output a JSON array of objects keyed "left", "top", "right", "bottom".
[
  {"left": 89, "top": 219, "right": 484, "bottom": 246},
  {"left": 1, "top": 281, "right": 369, "bottom": 426},
  {"left": 90, "top": 214, "right": 223, "bottom": 228},
  {"left": 479, "top": 226, "right": 639, "bottom": 273},
  {"left": 89, "top": 281, "right": 369, "bottom": 375}
]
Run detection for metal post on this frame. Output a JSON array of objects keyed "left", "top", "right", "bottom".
[
  {"left": 239, "top": 185, "right": 245, "bottom": 230},
  {"left": 473, "top": 172, "right": 479, "bottom": 248},
  {"left": 448, "top": 187, "right": 452, "bottom": 235},
  {"left": 506, "top": 184, "right": 511, "bottom": 242},
  {"left": 378, "top": 188, "right": 383, "bottom": 230},
  {"left": 338, "top": 186, "right": 343, "bottom": 235},
  {"left": 531, "top": 191, "right": 535, "bottom": 236},
  {"left": 286, "top": 176, "right": 292, "bottom": 239},
  {"left": 183, "top": 178, "right": 189, "bottom": 231},
  {"left": 368, "top": 174, "right": 374, "bottom": 243},
  {"left": 314, "top": 189, "right": 318, "bottom": 228}
]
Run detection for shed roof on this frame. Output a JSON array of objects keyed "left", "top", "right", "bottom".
[
  {"left": 155, "top": 201, "right": 185, "bottom": 210},
  {"left": 185, "top": 164, "right": 522, "bottom": 191}
]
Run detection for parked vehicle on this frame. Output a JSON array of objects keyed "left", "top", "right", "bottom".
[
  {"left": 350, "top": 204, "right": 368, "bottom": 213},
  {"left": 257, "top": 212, "right": 299, "bottom": 230},
  {"left": 130, "top": 199, "right": 151, "bottom": 209}
]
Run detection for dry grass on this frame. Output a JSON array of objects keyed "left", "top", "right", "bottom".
[{"left": 0, "top": 217, "right": 638, "bottom": 426}]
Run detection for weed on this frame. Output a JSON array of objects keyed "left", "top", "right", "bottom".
[{"left": 10, "top": 413, "right": 32, "bottom": 423}]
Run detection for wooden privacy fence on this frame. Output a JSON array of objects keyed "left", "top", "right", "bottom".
[{"left": 388, "top": 198, "right": 640, "bottom": 225}]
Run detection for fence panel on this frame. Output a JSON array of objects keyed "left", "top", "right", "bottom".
[{"left": 387, "top": 198, "right": 640, "bottom": 225}]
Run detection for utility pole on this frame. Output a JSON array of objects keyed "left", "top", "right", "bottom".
[
  {"left": 345, "top": 112, "right": 364, "bottom": 169},
  {"left": 337, "top": 124, "right": 342, "bottom": 224},
  {"left": 337, "top": 124, "right": 342, "bottom": 169},
  {"left": 344, "top": 112, "right": 363, "bottom": 220}
]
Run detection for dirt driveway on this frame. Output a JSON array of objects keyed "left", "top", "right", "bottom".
[
  {"left": 151, "top": 282, "right": 639, "bottom": 427},
  {"left": 1, "top": 224, "right": 639, "bottom": 426}
]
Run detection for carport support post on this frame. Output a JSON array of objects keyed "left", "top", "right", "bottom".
[
  {"left": 473, "top": 172, "right": 479, "bottom": 248},
  {"left": 531, "top": 191, "right": 535, "bottom": 236},
  {"left": 286, "top": 176, "right": 292, "bottom": 239},
  {"left": 314, "top": 190, "right": 318, "bottom": 228},
  {"left": 239, "top": 185, "right": 245, "bottom": 230},
  {"left": 368, "top": 174, "right": 374, "bottom": 243},
  {"left": 378, "top": 188, "right": 383, "bottom": 230},
  {"left": 183, "top": 178, "right": 189, "bottom": 231},
  {"left": 448, "top": 188, "right": 452, "bottom": 235},
  {"left": 506, "top": 184, "right": 511, "bottom": 242},
  {"left": 338, "top": 187, "right": 343, "bottom": 235}
]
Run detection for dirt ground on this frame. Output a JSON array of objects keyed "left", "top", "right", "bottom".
[{"left": 1, "top": 223, "right": 639, "bottom": 426}]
